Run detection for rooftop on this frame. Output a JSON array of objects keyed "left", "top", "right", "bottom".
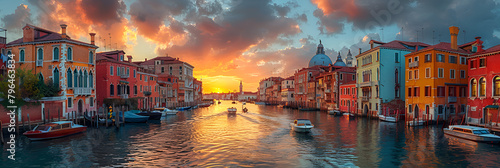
[{"left": 7, "top": 24, "right": 97, "bottom": 48}]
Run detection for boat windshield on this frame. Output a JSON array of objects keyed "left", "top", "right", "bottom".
[
  {"left": 35, "top": 126, "right": 50, "bottom": 131},
  {"left": 473, "top": 130, "right": 490, "bottom": 134}
]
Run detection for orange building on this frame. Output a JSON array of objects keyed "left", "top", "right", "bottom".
[
  {"left": 6, "top": 24, "right": 98, "bottom": 117},
  {"left": 405, "top": 26, "right": 479, "bottom": 123}
]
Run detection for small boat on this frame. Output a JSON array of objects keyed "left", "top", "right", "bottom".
[
  {"left": 192, "top": 105, "right": 199, "bottom": 109},
  {"left": 218, "top": 100, "right": 221, "bottom": 104},
  {"left": 277, "top": 105, "right": 284, "bottom": 108},
  {"left": 198, "top": 103, "right": 211, "bottom": 107},
  {"left": 177, "top": 106, "right": 191, "bottom": 111},
  {"left": 243, "top": 107, "right": 248, "bottom": 113},
  {"left": 242, "top": 102, "right": 246, "bottom": 105},
  {"left": 136, "top": 111, "right": 163, "bottom": 120},
  {"left": 23, "top": 121, "right": 86, "bottom": 141},
  {"left": 163, "top": 108, "right": 179, "bottom": 115},
  {"left": 255, "top": 102, "right": 266, "bottom": 105},
  {"left": 228, "top": 107, "right": 237, "bottom": 114},
  {"left": 444, "top": 125, "right": 500, "bottom": 143},
  {"left": 328, "top": 110, "right": 342, "bottom": 116},
  {"left": 290, "top": 119, "right": 314, "bottom": 133},
  {"left": 379, "top": 115, "right": 397, "bottom": 123},
  {"left": 232, "top": 101, "right": 236, "bottom": 104},
  {"left": 119, "top": 111, "right": 149, "bottom": 123}
]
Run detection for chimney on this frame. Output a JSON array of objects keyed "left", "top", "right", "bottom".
[
  {"left": 449, "top": 26, "right": 459, "bottom": 50},
  {"left": 127, "top": 55, "right": 132, "bottom": 63},
  {"left": 358, "top": 48, "right": 362, "bottom": 54},
  {"left": 23, "top": 25, "right": 34, "bottom": 42},
  {"left": 475, "top": 37, "right": 484, "bottom": 52},
  {"left": 145, "top": 58, "right": 147, "bottom": 61},
  {"left": 60, "top": 24, "right": 67, "bottom": 39},
  {"left": 89, "top": 33, "right": 96, "bottom": 45}
]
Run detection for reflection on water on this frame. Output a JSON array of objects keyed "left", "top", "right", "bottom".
[{"left": 2, "top": 100, "right": 500, "bottom": 167}]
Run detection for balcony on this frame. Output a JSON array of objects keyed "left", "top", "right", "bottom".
[
  {"left": 325, "top": 89, "right": 331, "bottom": 93},
  {"left": 74, "top": 88, "right": 92, "bottom": 96},
  {"left": 409, "top": 61, "right": 419, "bottom": 68},
  {"left": 359, "top": 81, "right": 372, "bottom": 87},
  {"left": 361, "top": 96, "right": 370, "bottom": 102},
  {"left": 36, "top": 60, "right": 43, "bottom": 67},
  {"left": 448, "top": 96, "right": 457, "bottom": 103},
  {"left": 120, "top": 74, "right": 129, "bottom": 79},
  {"left": 120, "top": 94, "right": 129, "bottom": 99}
]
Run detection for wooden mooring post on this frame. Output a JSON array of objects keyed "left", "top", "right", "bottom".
[
  {"left": 27, "top": 114, "right": 31, "bottom": 130},
  {"left": 121, "top": 106, "right": 125, "bottom": 126}
]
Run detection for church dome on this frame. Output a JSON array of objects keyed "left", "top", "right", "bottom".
[
  {"left": 308, "top": 40, "right": 332, "bottom": 67},
  {"left": 333, "top": 52, "right": 346, "bottom": 67}
]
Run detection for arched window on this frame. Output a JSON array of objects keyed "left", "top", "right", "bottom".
[
  {"left": 89, "top": 72, "right": 93, "bottom": 88},
  {"left": 74, "top": 69, "right": 78, "bottom": 88},
  {"left": 37, "top": 48, "right": 43, "bottom": 60},
  {"left": 471, "top": 79, "right": 477, "bottom": 97},
  {"left": 479, "top": 77, "right": 486, "bottom": 97},
  {"left": 20, "top": 50, "right": 25, "bottom": 62},
  {"left": 89, "top": 51, "right": 93, "bottom": 64},
  {"left": 67, "top": 68, "right": 72, "bottom": 87},
  {"left": 67, "top": 47, "right": 72, "bottom": 60},
  {"left": 79, "top": 70, "right": 83, "bottom": 88},
  {"left": 110, "top": 84, "right": 114, "bottom": 96},
  {"left": 84, "top": 70, "right": 88, "bottom": 88},
  {"left": 494, "top": 76, "right": 500, "bottom": 96},
  {"left": 53, "top": 68, "right": 59, "bottom": 87},
  {"left": 117, "top": 85, "right": 121, "bottom": 95},
  {"left": 53, "top": 47, "right": 59, "bottom": 60},
  {"left": 38, "top": 73, "right": 43, "bottom": 82},
  {"left": 7, "top": 50, "right": 11, "bottom": 56}
]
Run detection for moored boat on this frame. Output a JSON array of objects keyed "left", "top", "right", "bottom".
[
  {"left": 163, "top": 108, "right": 179, "bottom": 115},
  {"left": 328, "top": 110, "right": 342, "bottom": 116},
  {"left": 84, "top": 114, "right": 113, "bottom": 124},
  {"left": 198, "top": 103, "right": 211, "bottom": 107},
  {"left": 23, "top": 121, "right": 87, "bottom": 141},
  {"left": 444, "top": 125, "right": 500, "bottom": 143},
  {"left": 406, "top": 120, "right": 425, "bottom": 127},
  {"left": 379, "top": 115, "right": 397, "bottom": 123},
  {"left": 299, "top": 108, "right": 320, "bottom": 111},
  {"left": 255, "top": 102, "right": 266, "bottom": 105},
  {"left": 177, "top": 106, "right": 192, "bottom": 111},
  {"left": 119, "top": 111, "right": 149, "bottom": 123},
  {"left": 290, "top": 119, "right": 314, "bottom": 133},
  {"left": 136, "top": 110, "right": 163, "bottom": 120}
]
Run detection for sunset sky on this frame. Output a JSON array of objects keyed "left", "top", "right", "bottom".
[{"left": 2, "top": 0, "right": 500, "bottom": 93}]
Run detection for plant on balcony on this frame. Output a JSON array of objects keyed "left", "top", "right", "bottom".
[
  {"left": 143, "top": 91, "right": 152, "bottom": 96},
  {"left": 37, "top": 79, "right": 61, "bottom": 97}
]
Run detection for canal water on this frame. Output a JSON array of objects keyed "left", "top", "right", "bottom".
[{"left": 2, "top": 100, "right": 500, "bottom": 167}]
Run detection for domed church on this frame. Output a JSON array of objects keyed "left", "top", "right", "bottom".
[{"left": 308, "top": 40, "right": 333, "bottom": 67}]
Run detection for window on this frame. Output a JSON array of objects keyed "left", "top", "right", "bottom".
[
  {"left": 414, "top": 70, "right": 419, "bottom": 79},
  {"left": 84, "top": 70, "right": 88, "bottom": 88},
  {"left": 110, "top": 66, "right": 114, "bottom": 76},
  {"left": 425, "top": 68, "right": 430, "bottom": 78},
  {"left": 460, "top": 70, "right": 465, "bottom": 79},
  {"left": 437, "top": 54, "right": 445, "bottom": 62},
  {"left": 408, "top": 104, "right": 413, "bottom": 113},
  {"left": 20, "top": 49, "right": 25, "bottom": 62},
  {"left": 90, "top": 97, "right": 94, "bottom": 107},
  {"left": 479, "top": 58, "right": 486, "bottom": 67},
  {"left": 470, "top": 59, "right": 476, "bottom": 69},
  {"left": 438, "top": 105, "right": 444, "bottom": 114},
  {"left": 460, "top": 57, "right": 466, "bottom": 65},
  {"left": 471, "top": 79, "right": 477, "bottom": 97},
  {"left": 437, "top": 86, "right": 445, "bottom": 97},
  {"left": 67, "top": 47, "right": 72, "bottom": 60},
  {"left": 449, "top": 86, "right": 456, "bottom": 97},
  {"left": 414, "top": 87, "right": 419, "bottom": 97},
  {"left": 408, "top": 87, "right": 412, "bottom": 97},
  {"left": 408, "top": 58, "right": 412, "bottom": 63},
  {"left": 37, "top": 48, "right": 43, "bottom": 60},
  {"left": 133, "top": 70, "right": 136, "bottom": 78},
  {"left": 134, "top": 86, "right": 137, "bottom": 95},
  {"left": 117, "top": 85, "right": 121, "bottom": 95},
  {"left": 438, "top": 68, "right": 444, "bottom": 78},
  {"left": 89, "top": 72, "right": 93, "bottom": 88},
  {"left": 110, "top": 84, "right": 114, "bottom": 96},
  {"left": 161, "top": 67, "right": 165, "bottom": 73},
  {"left": 449, "top": 55, "right": 457, "bottom": 64},
  {"left": 53, "top": 68, "right": 59, "bottom": 87},
  {"left": 459, "top": 87, "right": 466, "bottom": 97},
  {"left": 68, "top": 97, "right": 72, "bottom": 108},
  {"left": 425, "top": 86, "right": 431, "bottom": 96},
  {"left": 140, "top": 85, "right": 142, "bottom": 91},
  {"left": 409, "top": 70, "right": 413, "bottom": 80},
  {"left": 414, "top": 56, "right": 419, "bottom": 62},
  {"left": 120, "top": 55, "right": 124, "bottom": 61},
  {"left": 74, "top": 69, "right": 78, "bottom": 87},
  {"left": 352, "top": 74, "right": 355, "bottom": 80},
  {"left": 425, "top": 54, "right": 432, "bottom": 62},
  {"left": 395, "top": 69, "right": 399, "bottom": 83},
  {"left": 479, "top": 77, "right": 486, "bottom": 97},
  {"left": 145, "top": 76, "right": 148, "bottom": 82},
  {"left": 89, "top": 51, "right": 93, "bottom": 64},
  {"left": 395, "top": 53, "right": 399, "bottom": 62},
  {"left": 450, "top": 69, "right": 455, "bottom": 79},
  {"left": 53, "top": 47, "right": 59, "bottom": 61},
  {"left": 376, "top": 52, "right": 379, "bottom": 61},
  {"left": 340, "top": 74, "right": 343, "bottom": 80},
  {"left": 140, "top": 74, "right": 142, "bottom": 80},
  {"left": 67, "top": 68, "right": 72, "bottom": 87},
  {"left": 126, "top": 68, "right": 129, "bottom": 76},
  {"left": 494, "top": 76, "right": 500, "bottom": 96}
]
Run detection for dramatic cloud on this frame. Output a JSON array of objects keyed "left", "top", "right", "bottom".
[
  {"left": 312, "top": 0, "right": 500, "bottom": 46},
  {"left": 1, "top": 4, "right": 33, "bottom": 32}
]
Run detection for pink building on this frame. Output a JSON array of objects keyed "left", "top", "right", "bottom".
[{"left": 339, "top": 81, "right": 357, "bottom": 113}]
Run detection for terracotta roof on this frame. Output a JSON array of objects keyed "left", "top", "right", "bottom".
[
  {"left": 356, "top": 40, "right": 429, "bottom": 58},
  {"left": 96, "top": 54, "right": 141, "bottom": 67},
  {"left": 471, "top": 44, "right": 500, "bottom": 57},
  {"left": 340, "top": 81, "right": 357, "bottom": 85},
  {"left": 285, "top": 76, "right": 294, "bottom": 80},
  {"left": 7, "top": 24, "right": 97, "bottom": 48},
  {"left": 407, "top": 42, "right": 470, "bottom": 56}
]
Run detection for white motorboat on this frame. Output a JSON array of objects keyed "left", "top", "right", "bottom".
[
  {"left": 228, "top": 107, "right": 237, "bottom": 114},
  {"left": 164, "top": 108, "right": 179, "bottom": 115},
  {"left": 406, "top": 120, "right": 425, "bottom": 127},
  {"left": 444, "top": 125, "right": 500, "bottom": 143},
  {"left": 290, "top": 119, "right": 314, "bottom": 133},
  {"left": 379, "top": 115, "right": 397, "bottom": 123}
]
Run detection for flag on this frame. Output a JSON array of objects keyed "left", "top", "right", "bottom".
[{"left": 1, "top": 53, "right": 8, "bottom": 63}]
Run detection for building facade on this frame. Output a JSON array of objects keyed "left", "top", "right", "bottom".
[
  {"left": 339, "top": 81, "right": 357, "bottom": 113},
  {"left": 7, "top": 24, "right": 97, "bottom": 117}
]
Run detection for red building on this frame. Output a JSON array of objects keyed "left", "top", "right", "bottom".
[
  {"left": 96, "top": 50, "right": 159, "bottom": 110},
  {"left": 294, "top": 65, "right": 324, "bottom": 102},
  {"left": 339, "top": 81, "right": 357, "bottom": 113},
  {"left": 157, "top": 74, "right": 180, "bottom": 107},
  {"left": 467, "top": 41, "right": 500, "bottom": 125}
]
